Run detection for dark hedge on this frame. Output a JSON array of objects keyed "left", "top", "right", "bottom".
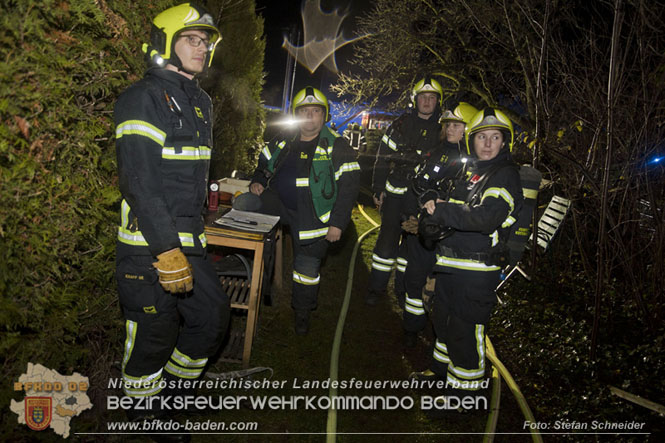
[{"left": 0, "top": 0, "right": 264, "bottom": 434}]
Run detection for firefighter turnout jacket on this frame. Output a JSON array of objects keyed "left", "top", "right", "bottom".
[
  {"left": 113, "top": 67, "right": 230, "bottom": 400},
  {"left": 426, "top": 150, "right": 522, "bottom": 394},
  {"left": 401, "top": 138, "right": 468, "bottom": 332},
  {"left": 405, "top": 138, "right": 467, "bottom": 218},
  {"left": 367, "top": 111, "right": 442, "bottom": 302},
  {"left": 115, "top": 68, "right": 212, "bottom": 258},
  {"left": 372, "top": 112, "right": 441, "bottom": 198},
  {"left": 431, "top": 150, "right": 523, "bottom": 276},
  {"left": 251, "top": 126, "right": 361, "bottom": 244}
]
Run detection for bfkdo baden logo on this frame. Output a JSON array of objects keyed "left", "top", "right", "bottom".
[
  {"left": 10, "top": 363, "right": 93, "bottom": 438},
  {"left": 25, "top": 397, "right": 52, "bottom": 431}
]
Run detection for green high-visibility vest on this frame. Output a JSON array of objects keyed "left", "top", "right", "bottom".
[{"left": 266, "top": 126, "right": 338, "bottom": 223}]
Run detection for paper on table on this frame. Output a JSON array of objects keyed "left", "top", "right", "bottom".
[{"left": 214, "top": 209, "right": 280, "bottom": 233}]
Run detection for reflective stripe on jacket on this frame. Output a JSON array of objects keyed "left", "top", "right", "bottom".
[
  {"left": 252, "top": 126, "right": 361, "bottom": 244},
  {"left": 431, "top": 151, "right": 523, "bottom": 273},
  {"left": 371, "top": 112, "right": 441, "bottom": 197},
  {"left": 114, "top": 68, "right": 213, "bottom": 257}
]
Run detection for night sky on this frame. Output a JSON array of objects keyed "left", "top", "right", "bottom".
[{"left": 255, "top": 0, "right": 372, "bottom": 108}]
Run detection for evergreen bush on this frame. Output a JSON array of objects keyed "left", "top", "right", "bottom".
[
  {"left": 0, "top": 0, "right": 264, "bottom": 433},
  {"left": 203, "top": 0, "right": 265, "bottom": 179}
]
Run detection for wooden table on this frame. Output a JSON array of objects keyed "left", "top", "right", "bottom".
[{"left": 204, "top": 219, "right": 281, "bottom": 368}]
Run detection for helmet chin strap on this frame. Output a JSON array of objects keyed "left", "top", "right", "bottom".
[
  {"left": 178, "top": 65, "right": 200, "bottom": 76},
  {"left": 167, "top": 54, "right": 196, "bottom": 76}
]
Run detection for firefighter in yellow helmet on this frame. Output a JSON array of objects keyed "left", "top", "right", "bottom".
[
  {"left": 247, "top": 87, "right": 360, "bottom": 334},
  {"left": 440, "top": 102, "right": 479, "bottom": 148},
  {"left": 412, "top": 108, "right": 523, "bottom": 412},
  {"left": 142, "top": 2, "right": 221, "bottom": 74},
  {"left": 114, "top": 3, "right": 229, "bottom": 425},
  {"left": 400, "top": 102, "right": 478, "bottom": 347},
  {"left": 367, "top": 77, "right": 444, "bottom": 306}
]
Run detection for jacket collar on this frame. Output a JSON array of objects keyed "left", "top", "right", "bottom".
[
  {"left": 470, "top": 150, "right": 513, "bottom": 174},
  {"left": 146, "top": 68, "right": 202, "bottom": 98}
]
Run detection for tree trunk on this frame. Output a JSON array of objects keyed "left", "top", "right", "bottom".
[{"left": 591, "top": 0, "right": 623, "bottom": 360}]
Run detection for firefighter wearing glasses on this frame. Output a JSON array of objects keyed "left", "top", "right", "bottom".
[
  {"left": 413, "top": 108, "right": 523, "bottom": 409},
  {"left": 248, "top": 87, "right": 360, "bottom": 335},
  {"left": 114, "top": 3, "right": 230, "bottom": 419},
  {"left": 366, "top": 77, "right": 443, "bottom": 306}
]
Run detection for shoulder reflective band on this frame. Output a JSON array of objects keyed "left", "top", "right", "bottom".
[{"left": 481, "top": 187, "right": 515, "bottom": 213}]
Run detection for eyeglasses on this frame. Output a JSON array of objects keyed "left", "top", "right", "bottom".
[{"left": 178, "top": 34, "right": 213, "bottom": 51}]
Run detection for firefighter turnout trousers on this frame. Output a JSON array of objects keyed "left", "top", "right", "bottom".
[
  {"left": 276, "top": 201, "right": 329, "bottom": 312},
  {"left": 291, "top": 236, "right": 329, "bottom": 312},
  {"left": 116, "top": 253, "right": 230, "bottom": 398},
  {"left": 369, "top": 193, "right": 407, "bottom": 299},
  {"left": 402, "top": 234, "right": 436, "bottom": 333},
  {"left": 248, "top": 188, "right": 330, "bottom": 312},
  {"left": 430, "top": 268, "right": 499, "bottom": 398}
]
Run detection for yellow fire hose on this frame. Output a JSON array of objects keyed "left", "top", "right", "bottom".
[
  {"left": 326, "top": 204, "right": 542, "bottom": 442},
  {"left": 326, "top": 206, "right": 379, "bottom": 441},
  {"left": 486, "top": 337, "right": 543, "bottom": 442},
  {"left": 357, "top": 203, "right": 381, "bottom": 228},
  {"left": 483, "top": 357, "right": 502, "bottom": 442}
]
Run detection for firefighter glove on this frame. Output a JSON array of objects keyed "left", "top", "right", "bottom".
[
  {"left": 154, "top": 248, "right": 193, "bottom": 294},
  {"left": 401, "top": 215, "right": 419, "bottom": 234}
]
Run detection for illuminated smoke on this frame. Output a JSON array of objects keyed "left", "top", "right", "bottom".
[{"left": 282, "top": 0, "right": 365, "bottom": 74}]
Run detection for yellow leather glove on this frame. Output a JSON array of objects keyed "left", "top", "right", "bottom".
[
  {"left": 154, "top": 248, "right": 193, "bottom": 294},
  {"left": 401, "top": 215, "right": 419, "bottom": 235}
]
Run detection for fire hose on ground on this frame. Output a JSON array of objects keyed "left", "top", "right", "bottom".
[{"left": 325, "top": 204, "right": 542, "bottom": 442}]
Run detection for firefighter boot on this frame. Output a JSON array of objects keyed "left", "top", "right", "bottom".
[
  {"left": 403, "top": 329, "right": 418, "bottom": 348},
  {"left": 295, "top": 310, "right": 310, "bottom": 335},
  {"left": 365, "top": 289, "right": 385, "bottom": 306}
]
